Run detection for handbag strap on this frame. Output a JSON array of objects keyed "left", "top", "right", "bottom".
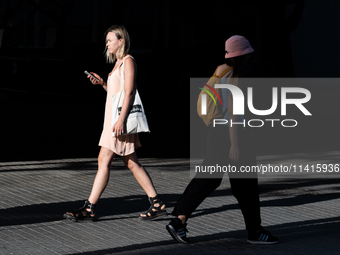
[
  {"left": 120, "top": 55, "right": 136, "bottom": 91},
  {"left": 221, "top": 69, "right": 233, "bottom": 117},
  {"left": 212, "top": 66, "right": 233, "bottom": 78}
]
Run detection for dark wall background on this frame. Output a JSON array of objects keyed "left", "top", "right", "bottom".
[{"left": 0, "top": 0, "right": 339, "bottom": 161}]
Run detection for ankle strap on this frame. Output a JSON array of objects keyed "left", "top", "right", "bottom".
[
  {"left": 148, "top": 195, "right": 160, "bottom": 204},
  {"left": 85, "top": 200, "right": 96, "bottom": 212}
]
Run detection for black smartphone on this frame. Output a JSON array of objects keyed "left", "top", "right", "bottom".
[{"left": 84, "top": 70, "right": 99, "bottom": 82}]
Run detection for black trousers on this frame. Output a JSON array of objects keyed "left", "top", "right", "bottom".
[{"left": 171, "top": 125, "right": 261, "bottom": 232}]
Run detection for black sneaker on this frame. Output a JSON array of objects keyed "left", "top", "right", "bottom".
[
  {"left": 166, "top": 218, "right": 190, "bottom": 244},
  {"left": 247, "top": 227, "right": 278, "bottom": 244}
]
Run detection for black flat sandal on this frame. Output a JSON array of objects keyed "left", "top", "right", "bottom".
[
  {"left": 63, "top": 200, "right": 96, "bottom": 222},
  {"left": 139, "top": 195, "right": 167, "bottom": 220}
]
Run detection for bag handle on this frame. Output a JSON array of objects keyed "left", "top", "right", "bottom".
[
  {"left": 120, "top": 55, "right": 136, "bottom": 90},
  {"left": 220, "top": 68, "right": 233, "bottom": 117},
  {"left": 212, "top": 66, "right": 233, "bottom": 78}
]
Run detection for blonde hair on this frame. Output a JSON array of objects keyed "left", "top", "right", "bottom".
[{"left": 104, "top": 25, "right": 130, "bottom": 63}]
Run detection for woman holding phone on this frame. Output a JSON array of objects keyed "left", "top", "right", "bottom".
[{"left": 63, "top": 25, "right": 166, "bottom": 221}]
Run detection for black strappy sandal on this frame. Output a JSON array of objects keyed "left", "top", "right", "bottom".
[
  {"left": 139, "top": 195, "right": 167, "bottom": 220},
  {"left": 63, "top": 200, "right": 96, "bottom": 222}
]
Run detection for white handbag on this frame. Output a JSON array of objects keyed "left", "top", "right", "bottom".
[{"left": 111, "top": 56, "right": 150, "bottom": 137}]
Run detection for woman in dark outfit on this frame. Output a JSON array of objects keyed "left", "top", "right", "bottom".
[{"left": 166, "top": 35, "right": 278, "bottom": 245}]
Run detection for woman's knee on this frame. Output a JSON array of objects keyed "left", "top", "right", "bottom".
[
  {"left": 98, "top": 148, "right": 114, "bottom": 169},
  {"left": 123, "top": 154, "right": 141, "bottom": 171},
  {"left": 126, "top": 159, "right": 141, "bottom": 171}
]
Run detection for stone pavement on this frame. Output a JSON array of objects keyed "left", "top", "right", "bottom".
[{"left": 0, "top": 154, "right": 340, "bottom": 255}]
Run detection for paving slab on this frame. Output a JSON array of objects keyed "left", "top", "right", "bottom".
[{"left": 0, "top": 155, "right": 340, "bottom": 254}]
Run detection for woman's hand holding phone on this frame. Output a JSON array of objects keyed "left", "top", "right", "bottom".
[{"left": 85, "top": 71, "right": 103, "bottom": 85}]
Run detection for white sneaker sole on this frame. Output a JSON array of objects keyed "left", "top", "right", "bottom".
[{"left": 247, "top": 240, "right": 278, "bottom": 245}]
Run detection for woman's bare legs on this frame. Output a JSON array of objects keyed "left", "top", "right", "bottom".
[
  {"left": 88, "top": 147, "right": 116, "bottom": 204},
  {"left": 66, "top": 147, "right": 115, "bottom": 217},
  {"left": 65, "top": 148, "right": 165, "bottom": 218},
  {"left": 121, "top": 152, "right": 166, "bottom": 217},
  {"left": 64, "top": 147, "right": 115, "bottom": 218}
]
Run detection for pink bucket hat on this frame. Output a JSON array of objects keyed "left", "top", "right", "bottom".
[{"left": 225, "top": 35, "right": 254, "bottom": 59}]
